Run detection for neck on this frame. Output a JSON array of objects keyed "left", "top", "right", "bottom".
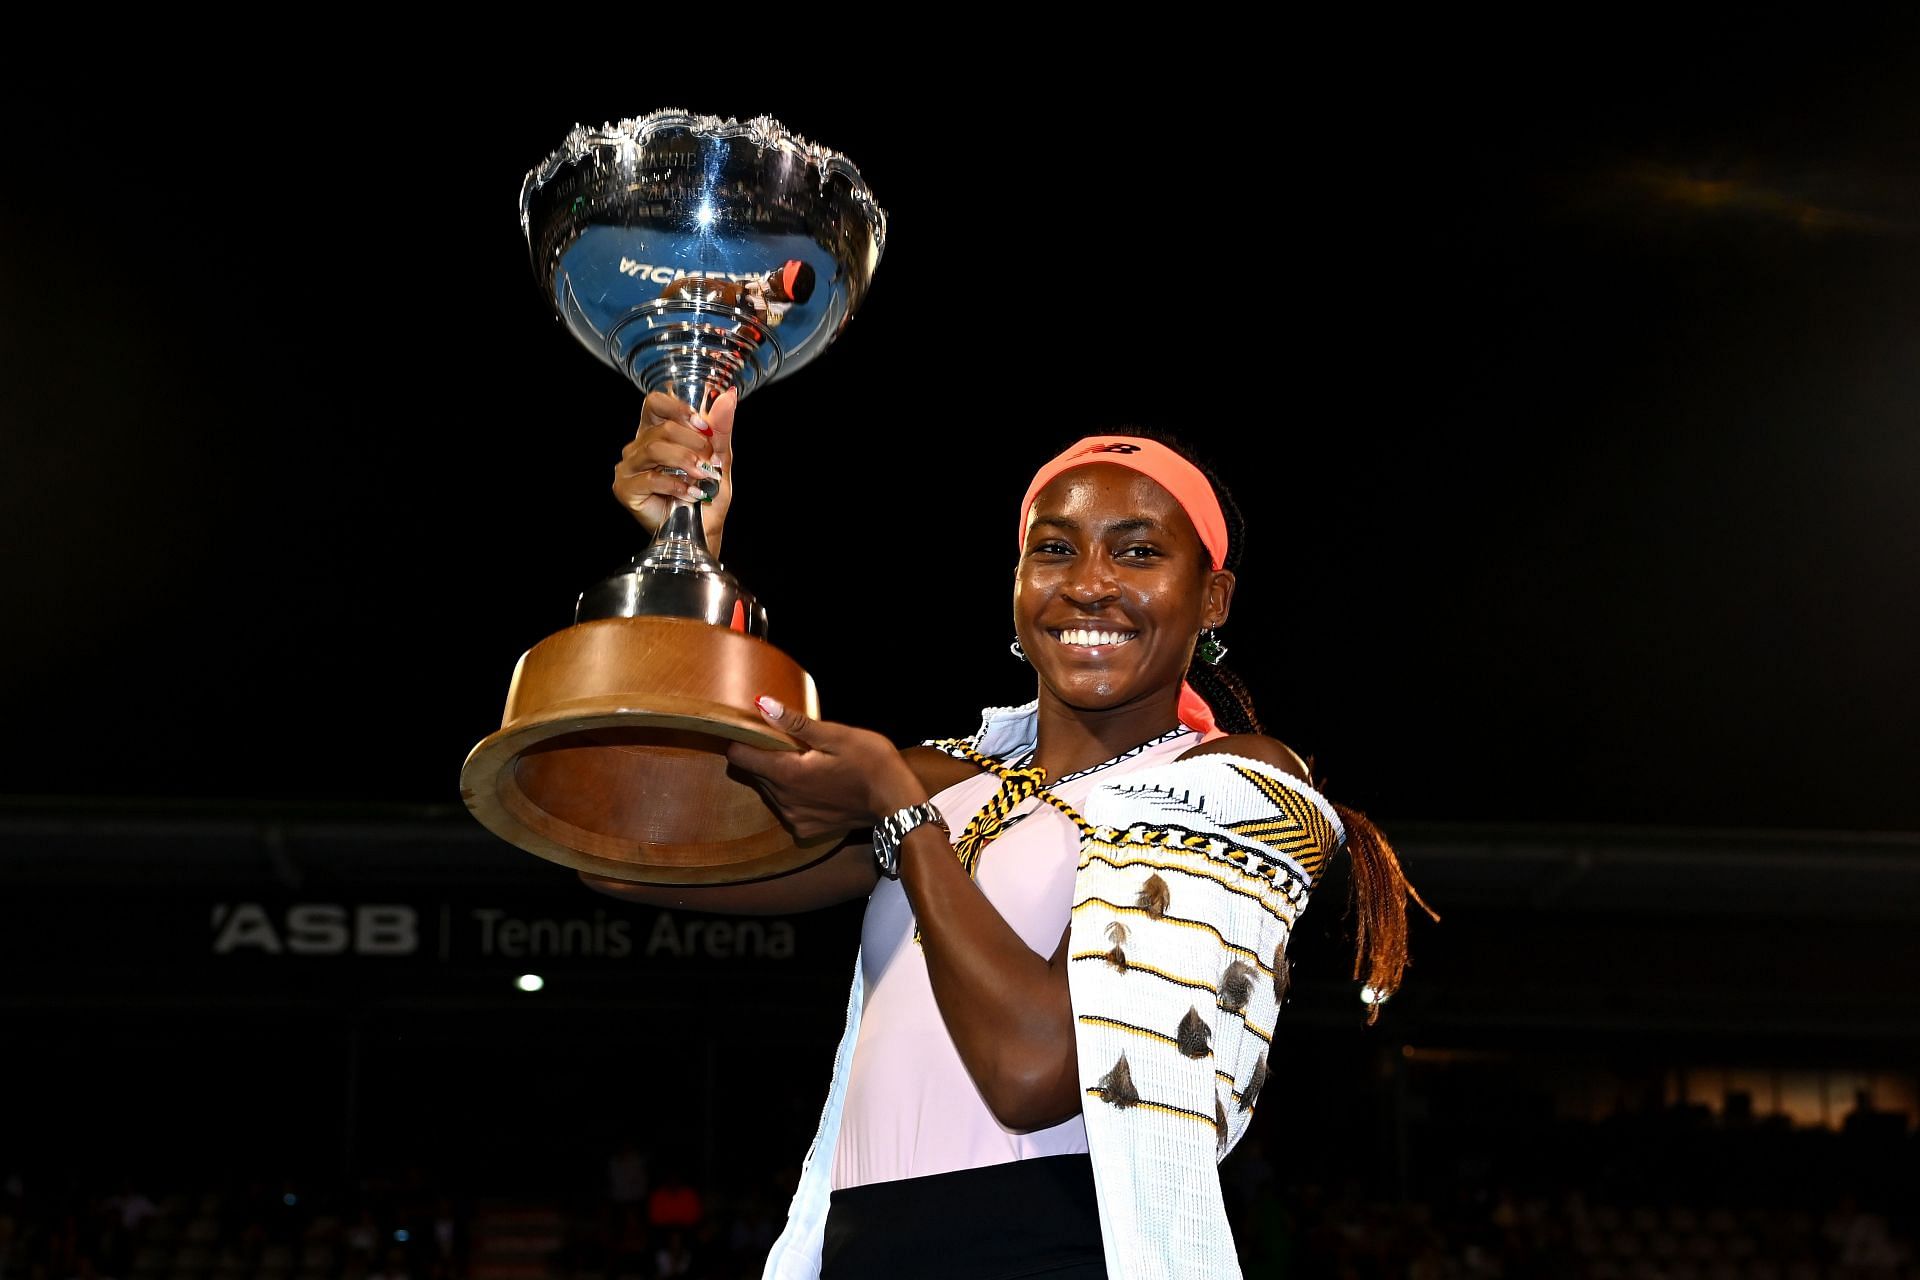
[{"left": 1031, "top": 685, "right": 1185, "bottom": 779}]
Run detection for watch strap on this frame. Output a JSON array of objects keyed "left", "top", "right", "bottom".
[{"left": 872, "top": 802, "right": 948, "bottom": 879}]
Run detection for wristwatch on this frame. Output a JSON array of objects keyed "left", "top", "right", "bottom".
[{"left": 871, "top": 802, "right": 949, "bottom": 880}]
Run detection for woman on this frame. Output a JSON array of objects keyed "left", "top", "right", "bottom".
[{"left": 593, "top": 392, "right": 1433, "bottom": 1280}]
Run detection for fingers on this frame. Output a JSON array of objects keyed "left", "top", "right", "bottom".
[
  {"left": 706, "top": 388, "right": 739, "bottom": 471},
  {"left": 723, "top": 743, "right": 843, "bottom": 841},
  {"left": 723, "top": 695, "right": 824, "bottom": 780},
  {"left": 612, "top": 460, "right": 709, "bottom": 508},
  {"left": 616, "top": 436, "right": 722, "bottom": 499},
  {"left": 622, "top": 418, "right": 713, "bottom": 463},
  {"left": 753, "top": 694, "right": 818, "bottom": 744},
  {"left": 725, "top": 739, "right": 793, "bottom": 781},
  {"left": 616, "top": 396, "right": 731, "bottom": 508},
  {"left": 641, "top": 390, "right": 716, "bottom": 438}
]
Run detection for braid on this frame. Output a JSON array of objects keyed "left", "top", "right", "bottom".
[{"left": 1187, "top": 661, "right": 1262, "bottom": 736}]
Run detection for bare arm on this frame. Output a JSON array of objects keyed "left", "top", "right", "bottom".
[
  {"left": 893, "top": 820, "right": 1081, "bottom": 1132},
  {"left": 730, "top": 703, "right": 1079, "bottom": 1132}
]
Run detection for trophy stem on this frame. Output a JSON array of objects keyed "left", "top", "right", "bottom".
[
  {"left": 604, "top": 300, "right": 781, "bottom": 402},
  {"left": 638, "top": 498, "right": 716, "bottom": 573}
]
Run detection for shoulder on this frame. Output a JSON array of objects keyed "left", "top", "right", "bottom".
[
  {"left": 901, "top": 744, "right": 987, "bottom": 796},
  {"left": 1176, "top": 732, "right": 1311, "bottom": 783}
]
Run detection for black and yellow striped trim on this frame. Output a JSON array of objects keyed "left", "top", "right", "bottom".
[
  {"left": 1092, "top": 821, "right": 1297, "bottom": 887},
  {"left": 1070, "top": 954, "right": 1276, "bottom": 1042},
  {"left": 1218, "top": 1071, "right": 1253, "bottom": 1107},
  {"left": 948, "top": 763, "right": 1048, "bottom": 878},
  {"left": 1223, "top": 765, "right": 1339, "bottom": 885},
  {"left": 1080, "top": 1090, "right": 1219, "bottom": 1128},
  {"left": 1069, "top": 952, "right": 1218, "bottom": 995},
  {"left": 1076, "top": 1013, "right": 1210, "bottom": 1058},
  {"left": 927, "top": 740, "right": 1095, "bottom": 838},
  {"left": 1076, "top": 848, "right": 1298, "bottom": 923},
  {"left": 1075, "top": 917, "right": 1285, "bottom": 983},
  {"left": 1071, "top": 897, "right": 1261, "bottom": 967},
  {"left": 910, "top": 739, "right": 1093, "bottom": 944}
]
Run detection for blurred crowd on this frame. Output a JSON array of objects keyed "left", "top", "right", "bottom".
[{"left": 1, "top": 1103, "right": 1913, "bottom": 1279}]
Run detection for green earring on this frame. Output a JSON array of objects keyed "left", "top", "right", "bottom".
[{"left": 1196, "top": 629, "right": 1228, "bottom": 667}]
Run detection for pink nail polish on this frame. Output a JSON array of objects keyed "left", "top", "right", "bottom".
[
  {"left": 690, "top": 414, "right": 713, "bottom": 436},
  {"left": 756, "top": 695, "right": 784, "bottom": 718}
]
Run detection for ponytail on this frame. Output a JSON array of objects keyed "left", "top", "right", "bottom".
[
  {"left": 1070, "top": 423, "right": 1443, "bottom": 1024},
  {"left": 1328, "top": 800, "right": 1442, "bottom": 1025}
]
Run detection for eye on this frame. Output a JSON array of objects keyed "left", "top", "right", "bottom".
[
  {"left": 1118, "top": 544, "right": 1164, "bottom": 560},
  {"left": 1029, "top": 539, "right": 1074, "bottom": 557}
]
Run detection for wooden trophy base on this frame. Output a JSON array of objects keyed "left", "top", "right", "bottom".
[{"left": 460, "top": 616, "right": 848, "bottom": 884}]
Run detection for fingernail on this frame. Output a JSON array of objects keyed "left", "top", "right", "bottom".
[
  {"left": 690, "top": 414, "right": 713, "bottom": 436},
  {"left": 696, "top": 460, "right": 723, "bottom": 479},
  {"left": 756, "top": 695, "right": 784, "bottom": 718}
]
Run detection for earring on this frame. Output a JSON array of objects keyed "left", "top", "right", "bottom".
[
  {"left": 1195, "top": 629, "right": 1228, "bottom": 666},
  {"left": 1010, "top": 638, "right": 1028, "bottom": 663}
]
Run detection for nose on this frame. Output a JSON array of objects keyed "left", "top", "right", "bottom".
[{"left": 1062, "top": 548, "right": 1120, "bottom": 608}]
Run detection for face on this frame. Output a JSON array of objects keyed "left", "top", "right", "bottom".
[{"left": 1014, "top": 464, "right": 1234, "bottom": 718}]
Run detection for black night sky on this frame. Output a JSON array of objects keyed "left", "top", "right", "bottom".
[{"left": 4, "top": 30, "right": 1916, "bottom": 833}]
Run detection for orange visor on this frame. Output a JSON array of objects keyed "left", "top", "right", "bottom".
[{"left": 1019, "top": 436, "right": 1230, "bottom": 738}]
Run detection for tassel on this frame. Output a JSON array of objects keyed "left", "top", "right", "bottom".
[
  {"left": 1176, "top": 1006, "right": 1211, "bottom": 1058},
  {"left": 1096, "top": 1054, "right": 1138, "bottom": 1108},
  {"left": 1215, "top": 1094, "right": 1229, "bottom": 1154},
  {"left": 1137, "top": 873, "right": 1170, "bottom": 919},
  {"left": 1330, "top": 801, "right": 1441, "bottom": 1023},
  {"left": 1272, "top": 943, "right": 1291, "bottom": 1007},
  {"left": 1218, "top": 960, "right": 1255, "bottom": 1013},
  {"left": 1240, "top": 1055, "right": 1268, "bottom": 1112}
]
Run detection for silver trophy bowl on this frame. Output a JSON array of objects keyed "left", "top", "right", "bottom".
[{"left": 520, "top": 109, "right": 887, "bottom": 628}]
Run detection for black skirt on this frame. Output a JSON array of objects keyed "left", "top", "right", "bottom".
[{"left": 821, "top": 1153, "right": 1108, "bottom": 1280}]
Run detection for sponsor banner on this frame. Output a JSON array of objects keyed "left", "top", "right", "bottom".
[
  {"left": 209, "top": 901, "right": 802, "bottom": 964},
  {"left": 0, "top": 892, "right": 862, "bottom": 998}
]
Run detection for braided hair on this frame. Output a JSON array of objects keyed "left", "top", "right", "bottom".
[{"left": 1052, "top": 426, "right": 1440, "bottom": 1020}]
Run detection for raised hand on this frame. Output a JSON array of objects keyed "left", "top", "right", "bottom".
[{"left": 612, "top": 388, "right": 738, "bottom": 555}]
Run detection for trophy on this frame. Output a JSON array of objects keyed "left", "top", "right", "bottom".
[{"left": 461, "top": 110, "right": 886, "bottom": 884}]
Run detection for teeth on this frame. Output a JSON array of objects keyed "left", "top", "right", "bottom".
[{"left": 1055, "top": 629, "right": 1136, "bottom": 647}]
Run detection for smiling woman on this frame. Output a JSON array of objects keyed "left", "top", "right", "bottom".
[
  {"left": 1018, "top": 466, "right": 1225, "bottom": 722},
  {"left": 590, "top": 404, "right": 1435, "bottom": 1280}
]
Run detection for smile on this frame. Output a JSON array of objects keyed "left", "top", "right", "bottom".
[{"left": 1049, "top": 628, "right": 1139, "bottom": 650}]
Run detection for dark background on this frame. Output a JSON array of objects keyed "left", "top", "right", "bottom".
[
  {"left": 3, "top": 27, "right": 1919, "bottom": 1278},
  {"left": 3, "top": 26, "right": 1915, "bottom": 831}
]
